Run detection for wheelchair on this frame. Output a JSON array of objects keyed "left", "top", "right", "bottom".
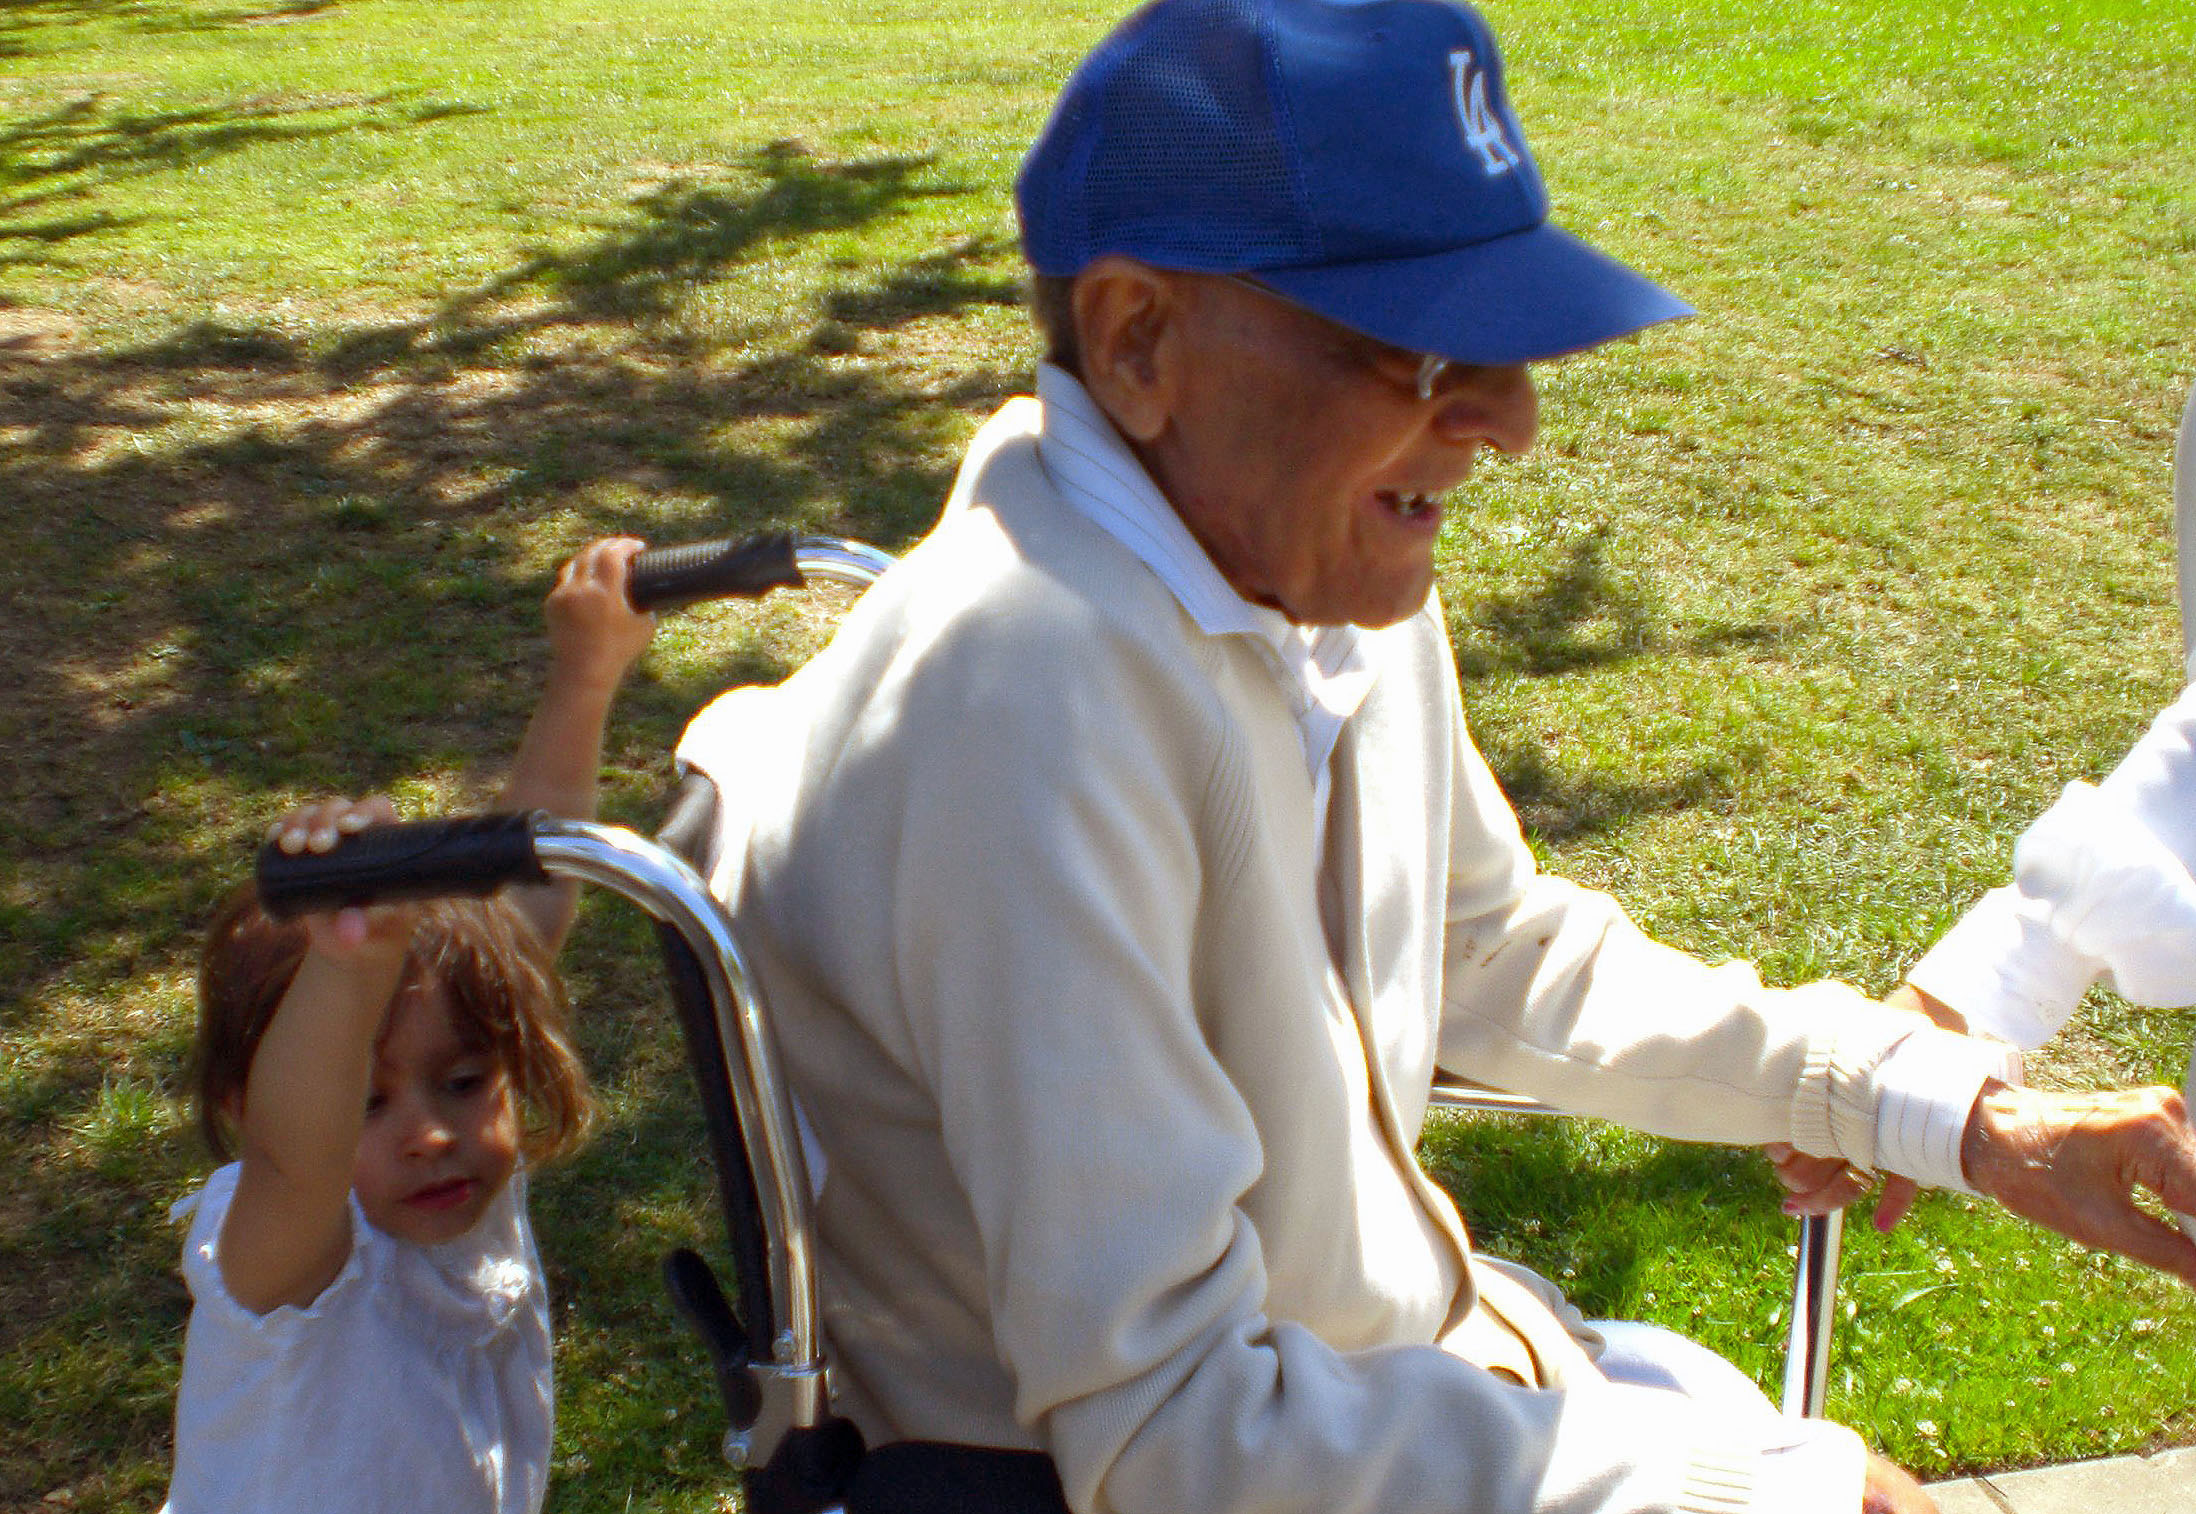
[{"left": 259, "top": 531, "right": 1853, "bottom": 1514}]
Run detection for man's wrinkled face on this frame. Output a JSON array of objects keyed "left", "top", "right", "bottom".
[{"left": 1142, "top": 274, "right": 1538, "bottom": 628}]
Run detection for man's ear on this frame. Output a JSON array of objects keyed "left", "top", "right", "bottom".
[{"left": 1073, "top": 257, "right": 1183, "bottom": 444}]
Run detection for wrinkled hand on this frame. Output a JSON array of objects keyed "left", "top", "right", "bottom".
[
  {"left": 1962, "top": 1079, "right": 2196, "bottom": 1286},
  {"left": 1862, "top": 1450, "right": 1937, "bottom": 1514},
  {"left": 1764, "top": 1144, "right": 1922, "bottom": 1233},
  {"left": 264, "top": 795, "right": 417, "bottom": 959},
  {"left": 544, "top": 536, "right": 655, "bottom": 690}
]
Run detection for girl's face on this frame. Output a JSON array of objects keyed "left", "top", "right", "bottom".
[{"left": 351, "top": 976, "right": 520, "bottom": 1246}]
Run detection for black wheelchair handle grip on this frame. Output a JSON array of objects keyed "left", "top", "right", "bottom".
[
  {"left": 255, "top": 813, "right": 550, "bottom": 919},
  {"left": 626, "top": 531, "right": 805, "bottom": 613}
]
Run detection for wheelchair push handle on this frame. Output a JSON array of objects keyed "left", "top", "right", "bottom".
[
  {"left": 627, "top": 531, "right": 807, "bottom": 614},
  {"left": 255, "top": 812, "right": 550, "bottom": 918},
  {"left": 626, "top": 531, "right": 898, "bottom": 614}
]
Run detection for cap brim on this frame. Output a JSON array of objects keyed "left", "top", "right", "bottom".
[{"left": 1255, "top": 221, "right": 1693, "bottom": 367}]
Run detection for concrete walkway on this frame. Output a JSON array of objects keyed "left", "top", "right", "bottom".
[{"left": 1927, "top": 1445, "right": 2196, "bottom": 1513}]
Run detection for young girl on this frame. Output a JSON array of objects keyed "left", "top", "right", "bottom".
[{"left": 162, "top": 537, "right": 657, "bottom": 1514}]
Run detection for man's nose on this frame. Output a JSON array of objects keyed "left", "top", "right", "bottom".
[{"left": 1431, "top": 364, "right": 1538, "bottom": 457}]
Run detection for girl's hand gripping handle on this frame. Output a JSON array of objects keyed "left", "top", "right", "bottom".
[
  {"left": 257, "top": 813, "right": 550, "bottom": 919},
  {"left": 625, "top": 531, "right": 806, "bottom": 614}
]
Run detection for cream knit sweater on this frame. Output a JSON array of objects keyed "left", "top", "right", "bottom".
[{"left": 687, "top": 396, "right": 1992, "bottom": 1514}]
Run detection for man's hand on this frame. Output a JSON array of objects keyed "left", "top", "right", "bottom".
[
  {"left": 1764, "top": 1144, "right": 1921, "bottom": 1233},
  {"left": 1961, "top": 1078, "right": 2196, "bottom": 1286},
  {"left": 1863, "top": 1451, "right": 1938, "bottom": 1514},
  {"left": 1761, "top": 983, "right": 1957, "bottom": 1233}
]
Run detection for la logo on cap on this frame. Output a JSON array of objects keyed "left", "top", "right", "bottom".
[{"left": 1449, "top": 49, "right": 1520, "bottom": 177}]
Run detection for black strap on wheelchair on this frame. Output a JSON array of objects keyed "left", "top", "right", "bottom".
[
  {"left": 654, "top": 777, "right": 865, "bottom": 1511},
  {"left": 654, "top": 914, "right": 873, "bottom": 1513},
  {"left": 653, "top": 917, "right": 779, "bottom": 1370},
  {"left": 745, "top": 1433, "right": 1068, "bottom": 1514},
  {"left": 652, "top": 773, "right": 779, "bottom": 1372},
  {"left": 748, "top": 1418, "right": 869, "bottom": 1514},
  {"left": 844, "top": 1443, "right": 1071, "bottom": 1514}
]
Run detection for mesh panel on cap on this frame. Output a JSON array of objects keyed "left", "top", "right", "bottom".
[{"left": 1073, "top": 0, "right": 1314, "bottom": 268}]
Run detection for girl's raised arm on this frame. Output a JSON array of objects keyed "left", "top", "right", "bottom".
[
  {"left": 497, "top": 536, "right": 656, "bottom": 954},
  {"left": 218, "top": 796, "right": 416, "bottom": 1314}
]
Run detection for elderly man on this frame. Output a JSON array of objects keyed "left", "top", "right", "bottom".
[{"left": 689, "top": 2, "right": 2196, "bottom": 1512}]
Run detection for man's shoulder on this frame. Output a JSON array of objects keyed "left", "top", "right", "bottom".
[
  {"left": 870, "top": 536, "right": 1221, "bottom": 772},
  {"left": 880, "top": 446, "right": 1204, "bottom": 682},
  {"left": 778, "top": 512, "right": 1231, "bottom": 823}
]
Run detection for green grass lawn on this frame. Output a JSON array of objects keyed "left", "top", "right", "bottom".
[{"left": 4, "top": 0, "right": 2195, "bottom": 1509}]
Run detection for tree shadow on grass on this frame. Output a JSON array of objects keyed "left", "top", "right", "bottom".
[
  {"left": 0, "top": 0, "right": 347, "bottom": 59},
  {"left": 1449, "top": 524, "right": 1786, "bottom": 841},
  {"left": 0, "top": 89, "right": 478, "bottom": 262},
  {"left": 1473, "top": 734, "right": 1733, "bottom": 845},
  {"left": 1454, "top": 523, "right": 1783, "bottom": 683},
  {"left": 0, "top": 135, "right": 1019, "bottom": 1005},
  {"left": 0, "top": 138, "right": 1027, "bottom": 1506}
]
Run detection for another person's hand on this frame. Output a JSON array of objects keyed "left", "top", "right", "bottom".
[
  {"left": 264, "top": 795, "right": 416, "bottom": 960},
  {"left": 1862, "top": 1451, "right": 1938, "bottom": 1514},
  {"left": 1961, "top": 1078, "right": 2196, "bottom": 1287},
  {"left": 543, "top": 535, "right": 655, "bottom": 691}
]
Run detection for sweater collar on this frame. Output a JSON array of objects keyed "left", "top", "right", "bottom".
[
  {"left": 1031, "top": 364, "right": 1377, "bottom": 773},
  {"left": 1033, "top": 361, "right": 1272, "bottom": 641}
]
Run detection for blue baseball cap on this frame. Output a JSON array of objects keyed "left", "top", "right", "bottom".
[{"left": 1015, "top": 0, "right": 1692, "bottom": 367}]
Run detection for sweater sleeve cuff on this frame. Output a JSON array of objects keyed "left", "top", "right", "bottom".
[
  {"left": 1870, "top": 1030, "right": 2020, "bottom": 1193},
  {"left": 1906, "top": 887, "right": 2094, "bottom": 1048}
]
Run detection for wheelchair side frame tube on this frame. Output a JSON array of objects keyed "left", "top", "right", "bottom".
[{"left": 529, "top": 819, "right": 828, "bottom": 1456}]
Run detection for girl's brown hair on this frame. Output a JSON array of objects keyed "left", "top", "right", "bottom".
[{"left": 191, "top": 883, "right": 596, "bottom": 1165}]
